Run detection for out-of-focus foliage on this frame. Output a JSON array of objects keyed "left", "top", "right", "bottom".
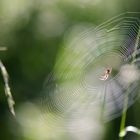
[{"left": 0, "top": 0, "right": 140, "bottom": 140}]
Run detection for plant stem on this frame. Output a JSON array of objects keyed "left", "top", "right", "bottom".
[
  {"left": 119, "top": 91, "right": 128, "bottom": 140},
  {"left": 119, "top": 25, "right": 140, "bottom": 139}
]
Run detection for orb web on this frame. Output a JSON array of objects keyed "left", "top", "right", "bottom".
[{"left": 40, "top": 12, "right": 140, "bottom": 133}]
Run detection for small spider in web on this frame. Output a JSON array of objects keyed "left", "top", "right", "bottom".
[{"left": 99, "top": 67, "right": 112, "bottom": 81}]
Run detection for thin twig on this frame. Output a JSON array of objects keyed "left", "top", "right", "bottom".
[
  {"left": 0, "top": 47, "right": 7, "bottom": 51},
  {"left": 0, "top": 60, "right": 15, "bottom": 116}
]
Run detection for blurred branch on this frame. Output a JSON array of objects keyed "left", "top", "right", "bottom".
[
  {"left": 0, "top": 47, "right": 7, "bottom": 51},
  {"left": 0, "top": 60, "right": 15, "bottom": 116}
]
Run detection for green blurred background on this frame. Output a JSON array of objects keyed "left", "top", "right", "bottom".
[{"left": 0, "top": 0, "right": 140, "bottom": 140}]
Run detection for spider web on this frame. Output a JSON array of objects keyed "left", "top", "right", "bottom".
[{"left": 39, "top": 12, "right": 140, "bottom": 134}]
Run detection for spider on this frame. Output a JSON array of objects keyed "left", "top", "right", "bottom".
[{"left": 99, "top": 67, "right": 112, "bottom": 81}]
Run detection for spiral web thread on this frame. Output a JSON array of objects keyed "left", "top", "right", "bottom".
[{"left": 40, "top": 12, "right": 140, "bottom": 134}]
